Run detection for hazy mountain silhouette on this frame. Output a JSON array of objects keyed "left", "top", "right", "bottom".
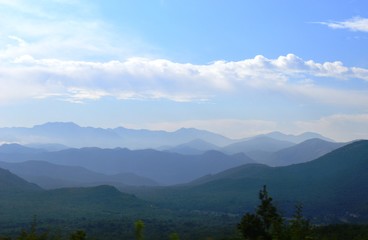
[
  {"left": 0, "top": 167, "right": 41, "bottom": 192},
  {"left": 263, "top": 131, "right": 334, "bottom": 143},
  {"left": 134, "top": 140, "right": 368, "bottom": 222},
  {"left": 222, "top": 136, "right": 295, "bottom": 155},
  {"left": 0, "top": 122, "right": 235, "bottom": 149},
  {"left": 262, "top": 138, "right": 347, "bottom": 166},
  {"left": 0, "top": 147, "right": 254, "bottom": 185},
  {"left": 163, "top": 139, "right": 221, "bottom": 155},
  {"left": 0, "top": 160, "right": 158, "bottom": 189},
  {"left": 0, "top": 122, "right": 333, "bottom": 151},
  {"left": 0, "top": 143, "right": 44, "bottom": 154}
]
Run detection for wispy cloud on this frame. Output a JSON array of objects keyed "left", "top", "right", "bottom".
[
  {"left": 318, "top": 16, "right": 368, "bottom": 32},
  {"left": 0, "top": 0, "right": 155, "bottom": 62}
]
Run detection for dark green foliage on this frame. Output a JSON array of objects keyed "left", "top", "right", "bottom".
[
  {"left": 288, "top": 204, "right": 314, "bottom": 240},
  {"left": 169, "top": 232, "right": 180, "bottom": 240},
  {"left": 16, "top": 218, "right": 48, "bottom": 240},
  {"left": 238, "top": 186, "right": 283, "bottom": 240},
  {"left": 69, "top": 230, "right": 86, "bottom": 240},
  {"left": 314, "top": 224, "right": 368, "bottom": 240},
  {"left": 134, "top": 220, "right": 144, "bottom": 240},
  {"left": 238, "top": 213, "right": 264, "bottom": 240},
  {"left": 256, "top": 185, "right": 283, "bottom": 236}
]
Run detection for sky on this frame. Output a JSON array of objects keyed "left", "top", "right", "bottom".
[{"left": 0, "top": 0, "right": 368, "bottom": 141}]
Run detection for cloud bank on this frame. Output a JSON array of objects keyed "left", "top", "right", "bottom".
[{"left": 1, "top": 53, "right": 367, "bottom": 108}]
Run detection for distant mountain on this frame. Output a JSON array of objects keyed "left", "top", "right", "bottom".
[
  {"left": 0, "top": 148, "right": 254, "bottom": 185},
  {"left": 0, "top": 122, "right": 235, "bottom": 149},
  {"left": 0, "top": 122, "right": 335, "bottom": 151},
  {"left": 25, "top": 143, "right": 70, "bottom": 152},
  {"left": 112, "top": 126, "right": 234, "bottom": 148},
  {"left": 263, "top": 138, "right": 347, "bottom": 166},
  {"left": 0, "top": 167, "right": 41, "bottom": 192},
  {"left": 163, "top": 139, "right": 221, "bottom": 155},
  {"left": 222, "top": 136, "right": 295, "bottom": 155},
  {"left": 263, "top": 131, "right": 334, "bottom": 143},
  {"left": 134, "top": 140, "right": 368, "bottom": 222},
  {"left": 0, "top": 160, "right": 158, "bottom": 189},
  {"left": 0, "top": 143, "right": 44, "bottom": 154}
]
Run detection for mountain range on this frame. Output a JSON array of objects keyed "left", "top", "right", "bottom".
[
  {"left": 0, "top": 122, "right": 332, "bottom": 150},
  {"left": 0, "top": 124, "right": 345, "bottom": 185},
  {"left": 0, "top": 137, "right": 367, "bottom": 235},
  {"left": 0, "top": 122, "right": 234, "bottom": 149},
  {"left": 0, "top": 160, "right": 159, "bottom": 189},
  {"left": 0, "top": 146, "right": 254, "bottom": 185},
  {"left": 132, "top": 140, "right": 368, "bottom": 222}
]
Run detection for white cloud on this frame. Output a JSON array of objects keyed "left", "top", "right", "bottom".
[
  {"left": 0, "top": 0, "right": 155, "bottom": 62},
  {"left": 295, "top": 114, "right": 368, "bottom": 142},
  {"left": 318, "top": 16, "right": 368, "bottom": 32},
  {"left": 1, "top": 54, "right": 368, "bottom": 106}
]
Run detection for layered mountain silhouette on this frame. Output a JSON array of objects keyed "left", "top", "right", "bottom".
[
  {"left": 263, "top": 131, "right": 334, "bottom": 143},
  {"left": 0, "top": 139, "right": 367, "bottom": 225},
  {"left": 132, "top": 140, "right": 368, "bottom": 222},
  {"left": 0, "top": 123, "right": 342, "bottom": 187},
  {"left": 262, "top": 138, "right": 347, "bottom": 166},
  {"left": 0, "top": 122, "right": 234, "bottom": 149},
  {"left": 0, "top": 122, "right": 332, "bottom": 151},
  {"left": 0, "top": 147, "right": 254, "bottom": 185},
  {"left": 0, "top": 167, "right": 41, "bottom": 192},
  {"left": 222, "top": 135, "right": 295, "bottom": 155},
  {"left": 0, "top": 160, "right": 158, "bottom": 189}
]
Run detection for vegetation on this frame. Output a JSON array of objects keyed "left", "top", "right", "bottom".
[
  {"left": 0, "top": 186, "right": 367, "bottom": 239},
  {"left": 1, "top": 141, "right": 368, "bottom": 239},
  {"left": 238, "top": 185, "right": 313, "bottom": 240},
  {"left": 236, "top": 185, "right": 368, "bottom": 240}
]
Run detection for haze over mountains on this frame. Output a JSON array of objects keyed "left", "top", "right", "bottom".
[
  {"left": 0, "top": 122, "right": 348, "bottom": 186},
  {"left": 0, "top": 122, "right": 234, "bottom": 149},
  {"left": 0, "top": 122, "right": 331, "bottom": 150},
  {"left": 0, "top": 121, "right": 367, "bottom": 239},
  {"left": 1, "top": 139, "right": 367, "bottom": 225},
  {"left": 133, "top": 140, "right": 368, "bottom": 222}
]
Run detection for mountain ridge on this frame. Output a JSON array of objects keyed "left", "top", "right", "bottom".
[
  {"left": 132, "top": 140, "right": 368, "bottom": 222},
  {"left": 0, "top": 122, "right": 333, "bottom": 150}
]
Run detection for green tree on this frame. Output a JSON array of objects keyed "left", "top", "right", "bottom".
[
  {"left": 288, "top": 204, "right": 314, "bottom": 240},
  {"left": 134, "top": 220, "right": 145, "bottom": 240},
  {"left": 69, "top": 230, "right": 86, "bottom": 240},
  {"left": 238, "top": 213, "right": 264, "bottom": 240},
  {"left": 17, "top": 217, "right": 48, "bottom": 240},
  {"left": 169, "top": 232, "right": 180, "bottom": 240},
  {"left": 238, "top": 185, "right": 283, "bottom": 240}
]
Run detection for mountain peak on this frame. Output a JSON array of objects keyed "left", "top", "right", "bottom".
[
  {"left": 264, "top": 131, "right": 333, "bottom": 143},
  {"left": 34, "top": 122, "right": 81, "bottom": 129}
]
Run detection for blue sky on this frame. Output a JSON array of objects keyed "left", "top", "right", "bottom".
[{"left": 0, "top": 0, "right": 368, "bottom": 141}]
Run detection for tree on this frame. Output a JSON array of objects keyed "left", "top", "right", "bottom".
[
  {"left": 169, "top": 232, "right": 180, "bottom": 240},
  {"left": 134, "top": 220, "right": 145, "bottom": 240},
  {"left": 288, "top": 204, "right": 314, "bottom": 240},
  {"left": 238, "top": 213, "right": 264, "bottom": 240},
  {"left": 17, "top": 217, "right": 48, "bottom": 240},
  {"left": 238, "top": 185, "right": 283, "bottom": 240},
  {"left": 69, "top": 230, "right": 86, "bottom": 240}
]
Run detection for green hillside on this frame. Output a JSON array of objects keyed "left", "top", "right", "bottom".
[
  {"left": 131, "top": 140, "right": 368, "bottom": 223},
  {"left": 0, "top": 167, "right": 41, "bottom": 192}
]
